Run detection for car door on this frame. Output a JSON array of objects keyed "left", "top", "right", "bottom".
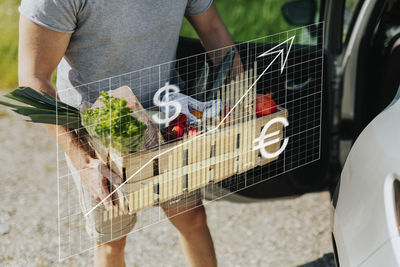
[
  {"left": 331, "top": 0, "right": 400, "bottom": 214},
  {"left": 175, "top": 0, "right": 339, "bottom": 200}
]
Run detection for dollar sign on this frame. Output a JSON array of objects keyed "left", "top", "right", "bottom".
[{"left": 152, "top": 82, "right": 182, "bottom": 127}]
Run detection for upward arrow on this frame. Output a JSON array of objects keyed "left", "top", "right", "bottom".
[
  {"left": 257, "top": 36, "right": 295, "bottom": 74},
  {"left": 84, "top": 35, "right": 296, "bottom": 217}
]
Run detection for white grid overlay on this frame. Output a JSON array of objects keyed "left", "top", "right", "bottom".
[{"left": 57, "top": 23, "right": 324, "bottom": 260}]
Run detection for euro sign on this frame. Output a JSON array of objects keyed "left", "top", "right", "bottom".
[
  {"left": 152, "top": 82, "right": 182, "bottom": 127},
  {"left": 253, "top": 117, "right": 289, "bottom": 159}
]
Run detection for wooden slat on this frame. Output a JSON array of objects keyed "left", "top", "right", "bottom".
[
  {"left": 187, "top": 137, "right": 193, "bottom": 192},
  {"left": 147, "top": 182, "right": 154, "bottom": 207},
  {"left": 220, "top": 83, "right": 227, "bottom": 179},
  {"left": 172, "top": 145, "right": 178, "bottom": 197},
  {"left": 189, "top": 136, "right": 194, "bottom": 192},
  {"left": 251, "top": 70, "right": 258, "bottom": 167},
  {"left": 193, "top": 134, "right": 201, "bottom": 191},
  {"left": 233, "top": 76, "right": 240, "bottom": 174},
  {"left": 177, "top": 142, "right": 184, "bottom": 197},
  {"left": 167, "top": 152, "right": 173, "bottom": 198},
  {"left": 238, "top": 71, "right": 245, "bottom": 173},
  {"left": 222, "top": 82, "right": 231, "bottom": 179},
  {"left": 205, "top": 133, "right": 212, "bottom": 184},
  {"left": 247, "top": 67, "right": 255, "bottom": 168},
  {"left": 128, "top": 192, "right": 134, "bottom": 215},
  {"left": 138, "top": 187, "right": 144, "bottom": 210},
  {"left": 254, "top": 61, "right": 257, "bottom": 92},
  {"left": 143, "top": 184, "right": 148, "bottom": 208},
  {"left": 118, "top": 191, "right": 127, "bottom": 215},
  {"left": 160, "top": 172, "right": 167, "bottom": 203},
  {"left": 176, "top": 143, "right": 183, "bottom": 196},
  {"left": 243, "top": 70, "right": 250, "bottom": 172},
  {"left": 223, "top": 121, "right": 231, "bottom": 179},
  {"left": 214, "top": 129, "right": 223, "bottom": 182},
  {"left": 201, "top": 112, "right": 207, "bottom": 188},
  {"left": 228, "top": 80, "right": 236, "bottom": 176}
]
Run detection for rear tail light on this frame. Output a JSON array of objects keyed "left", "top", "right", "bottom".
[{"left": 394, "top": 180, "right": 400, "bottom": 232}]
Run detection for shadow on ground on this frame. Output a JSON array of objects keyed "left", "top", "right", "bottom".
[{"left": 298, "top": 253, "right": 335, "bottom": 267}]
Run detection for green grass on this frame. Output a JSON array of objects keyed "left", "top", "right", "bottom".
[
  {"left": 0, "top": 0, "right": 306, "bottom": 90},
  {"left": 181, "top": 0, "right": 298, "bottom": 42},
  {"left": 0, "top": 0, "right": 20, "bottom": 89}
]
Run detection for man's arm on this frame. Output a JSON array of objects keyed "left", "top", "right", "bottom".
[
  {"left": 186, "top": 3, "right": 243, "bottom": 75},
  {"left": 19, "top": 15, "right": 120, "bottom": 209}
]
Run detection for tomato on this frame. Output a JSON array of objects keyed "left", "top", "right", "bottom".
[
  {"left": 172, "top": 113, "right": 187, "bottom": 125},
  {"left": 165, "top": 123, "right": 184, "bottom": 140},
  {"left": 256, "top": 93, "right": 277, "bottom": 117},
  {"left": 171, "top": 124, "right": 184, "bottom": 137},
  {"left": 188, "top": 126, "right": 199, "bottom": 137}
]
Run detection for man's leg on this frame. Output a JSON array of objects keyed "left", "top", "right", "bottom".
[
  {"left": 163, "top": 200, "right": 217, "bottom": 267},
  {"left": 94, "top": 237, "right": 127, "bottom": 267}
]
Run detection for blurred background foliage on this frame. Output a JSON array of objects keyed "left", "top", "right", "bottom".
[
  {"left": 0, "top": 0, "right": 20, "bottom": 89},
  {"left": 181, "top": 0, "right": 297, "bottom": 40},
  {"left": 0, "top": 0, "right": 301, "bottom": 89}
]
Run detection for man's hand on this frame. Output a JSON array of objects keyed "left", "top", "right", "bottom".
[{"left": 79, "top": 158, "right": 123, "bottom": 211}]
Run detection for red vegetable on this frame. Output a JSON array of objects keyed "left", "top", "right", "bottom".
[
  {"left": 172, "top": 113, "right": 187, "bottom": 125},
  {"left": 170, "top": 124, "right": 184, "bottom": 139},
  {"left": 256, "top": 93, "right": 277, "bottom": 117},
  {"left": 188, "top": 126, "right": 199, "bottom": 137},
  {"left": 165, "top": 123, "right": 185, "bottom": 141}
]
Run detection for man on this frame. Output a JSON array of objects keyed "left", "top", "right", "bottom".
[{"left": 19, "top": 0, "right": 241, "bottom": 266}]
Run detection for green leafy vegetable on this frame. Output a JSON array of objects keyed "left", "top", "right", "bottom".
[
  {"left": 0, "top": 87, "right": 81, "bottom": 129},
  {"left": 82, "top": 91, "right": 147, "bottom": 154}
]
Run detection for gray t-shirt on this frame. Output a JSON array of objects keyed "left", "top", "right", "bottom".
[{"left": 19, "top": 0, "right": 212, "bottom": 108}]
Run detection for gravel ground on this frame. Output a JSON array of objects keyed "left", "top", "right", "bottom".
[{"left": 0, "top": 103, "right": 334, "bottom": 267}]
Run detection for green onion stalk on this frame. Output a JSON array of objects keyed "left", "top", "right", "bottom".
[{"left": 0, "top": 87, "right": 147, "bottom": 154}]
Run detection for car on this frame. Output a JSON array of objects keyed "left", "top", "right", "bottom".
[
  {"left": 330, "top": 0, "right": 400, "bottom": 266},
  {"left": 176, "top": 0, "right": 400, "bottom": 266}
]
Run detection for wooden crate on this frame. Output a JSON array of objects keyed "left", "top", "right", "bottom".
[
  {"left": 94, "top": 107, "right": 288, "bottom": 220},
  {"left": 88, "top": 64, "right": 289, "bottom": 220}
]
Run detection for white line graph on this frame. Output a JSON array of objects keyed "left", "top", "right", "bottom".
[{"left": 84, "top": 36, "right": 295, "bottom": 217}]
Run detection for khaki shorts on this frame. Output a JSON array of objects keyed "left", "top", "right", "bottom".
[{"left": 66, "top": 155, "right": 202, "bottom": 243}]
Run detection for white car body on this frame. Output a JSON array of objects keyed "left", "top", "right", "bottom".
[{"left": 333, "top": 95, "right": 400, "bottom": 266}]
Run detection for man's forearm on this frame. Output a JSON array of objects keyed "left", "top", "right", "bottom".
[
  {"left": 200, "top": 25, "right": 232, "bottom": 50},
  {"left": 200, "top": 26, "right": 243, "bottom": 77},
  {"left": 186, "top": 3, "right": 243, "bottom": 74},
  {"left": 19, "top": 76, "right": 92, "bottom": 170},
  {"left": 200, "top": 25, "right": 237, "bottom": 64}
]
